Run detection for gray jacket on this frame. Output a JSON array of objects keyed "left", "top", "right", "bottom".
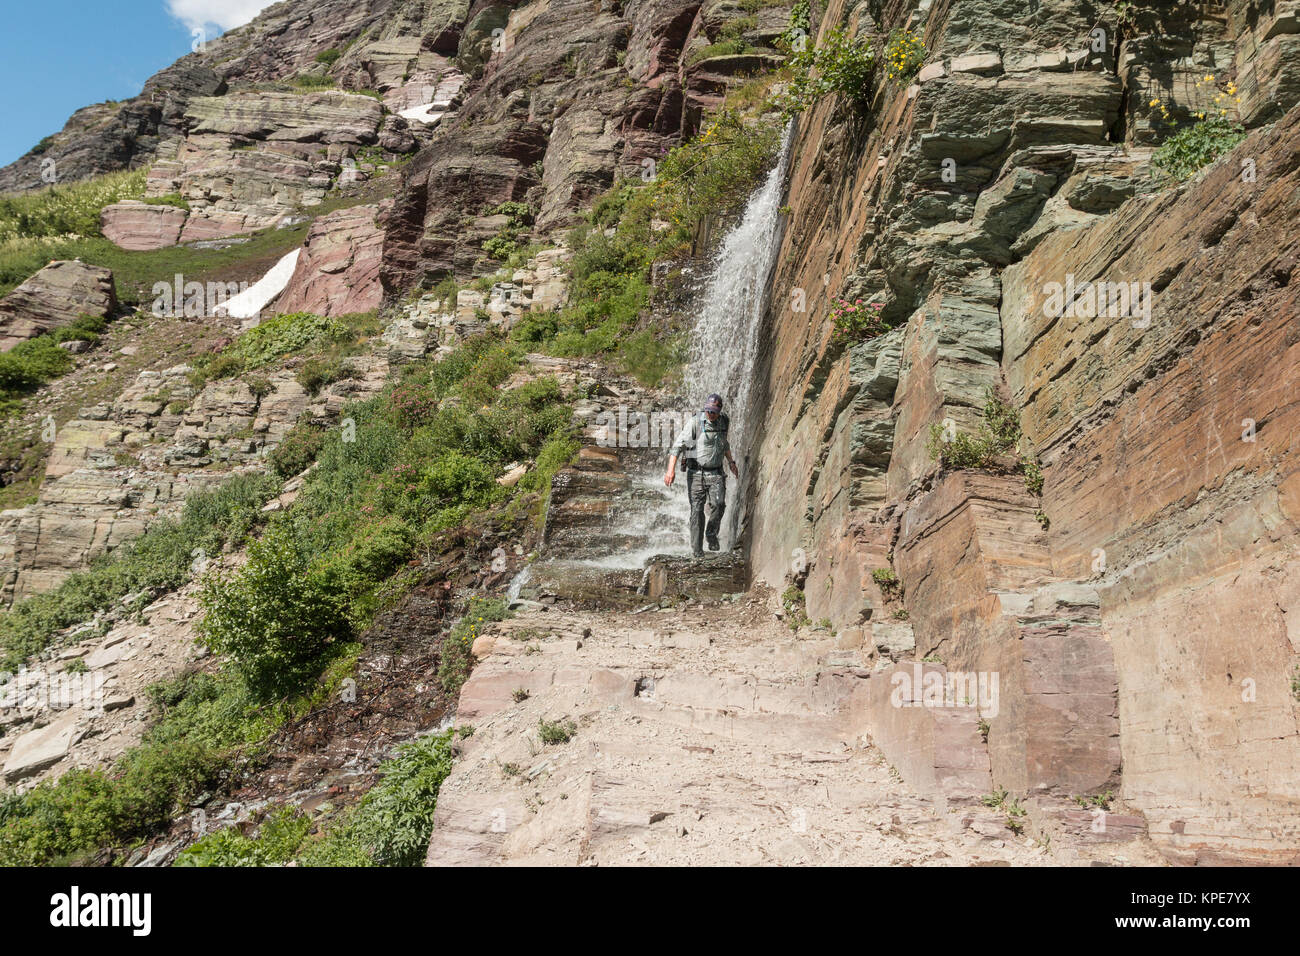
[{"left": 672, "top": 412, "right": 730, "bottom": 469}]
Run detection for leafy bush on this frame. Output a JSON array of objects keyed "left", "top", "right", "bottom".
[
  {"left": 779, "top": 26, "right": 876, "bottom": 115},
  {"left": 925, "top": 389, "right": 1042, "bottom": 493},
  {"left": 481, "top": 201, "right": 535, "bottom": 261},
  {"left": 315, "top": 48, "right": 342, "bottom": 66},
  {"left": 198, "top": 525, "right": 352, "bottom": 701},
  {"left": 232, "top": 311, "right": 341, "bottom": 370},
  {"left": 829, "top": 297, "right": 890, "bottom": 344},
  {"left": 884, "top": 28, "right": 926, "bottom": 83},
  {"left": 297, "top": 730, "right": 456, "bottom": 866},
  {"left": 617, "top": 328, "right": 685, "bottom": 387},
  {"left": 0, "top": 670, "right": 278, "bottom": 865},
  {"left": 175, "top": 806, "right": 311, "bottom": 867},
  {"left": 268, "top": 420, "right": 327, "bottom": 478},
  {"left": 1151, "top": 115, "right": 1246, "bottom": 182},
  {"left": 0, "top": 314, "right": 110, "bottom": 401},
  {"left": 872, "top": 567, "right": 901, "bottom": 596},
  {"left": 538, "top": 717, "right": 577, "bottom": 745},
  {"left": 650, "top": 110, "right": 781, "bottom": 239}
]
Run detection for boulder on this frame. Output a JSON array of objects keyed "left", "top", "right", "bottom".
[
  {"left": 100, "top": 200, "right": 188, "bottom": 251},
  {"left": 0, "top": 260, "right": 116, "bottom": 350},
  {"left": 275, "top": 205, "right": 384, "bottom": 316},
  {"left": 3, "top": 708, "right": 81, "bottom": 782}
]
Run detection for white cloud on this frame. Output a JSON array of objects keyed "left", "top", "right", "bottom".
[{"left": 166, "top": 0, "right": 278, "bottom": 32}]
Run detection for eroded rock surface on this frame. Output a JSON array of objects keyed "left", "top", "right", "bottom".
[
  {"left": 745, "top": 0, "right": 1300, "bottom": 865},
  {"left": 0, "top": 261, "right": 117, "bottom": 351}
]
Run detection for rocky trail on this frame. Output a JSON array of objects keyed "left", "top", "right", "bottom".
[{"left": 432, "top": 595, "right": 1161, "bottom": 866}]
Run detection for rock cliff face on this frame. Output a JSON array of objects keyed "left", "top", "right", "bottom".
[
  {"left": 745, "top": 0, "right": 1300, "bottom": 864},
  {"left": 379, "top": 0, "right": 792, "bottom": 288}
]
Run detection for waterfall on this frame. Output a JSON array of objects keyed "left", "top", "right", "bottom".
[{"left": 680, "top": 123, "right": 793, "bottom": 550}]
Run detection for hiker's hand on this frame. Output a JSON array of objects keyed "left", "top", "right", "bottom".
[
  {"left": 664, "top": 469, "right": 675, "bottom": 486},
  {"left": 729, "top": 461, "right": 739, "bottom": 477}
]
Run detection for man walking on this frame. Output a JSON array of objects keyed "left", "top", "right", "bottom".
[{"left": 664, "top": 393, "right": 739, "bottom": 557}]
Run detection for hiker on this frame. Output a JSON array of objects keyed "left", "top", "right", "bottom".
[{"left": 664, "top": 393, "right": 739, "bottom": 556}]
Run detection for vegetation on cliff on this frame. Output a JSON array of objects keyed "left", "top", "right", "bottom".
[
  {"left": 513, "top": 102, "right": 782, "bottom": 387},
  {"left": 926, "top": 388, "right": 1044, "bottom": 502},
  {"left": 0, "top": 472, "right": 280, "bottom": 670},
  {"left": 0, "top": 330, "right": 576, "bottom": 865},
  {"left": 176, "top": 728, "right": 457, "bottom": 867}
]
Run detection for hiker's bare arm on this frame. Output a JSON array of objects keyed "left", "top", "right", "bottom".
[{"left": 664, "top": 453, "right": 678, "bottom": 486}]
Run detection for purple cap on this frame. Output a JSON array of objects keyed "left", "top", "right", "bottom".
[{"left": 703, "top": 394, "right": 723, "bottom": 413}]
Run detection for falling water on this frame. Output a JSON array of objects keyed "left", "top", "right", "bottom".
[
  {"left": 525, "top": 127, "right": 793, "bottom": 582},
  {"left": 680, "top": 123, "right": 793, "bottom": 550}
]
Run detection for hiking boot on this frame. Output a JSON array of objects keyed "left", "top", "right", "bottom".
[
  {"left": 692, "top": 550, "right": 705, "bottom": 558},
  {"left": 707, "top": 536, "right": 720, "bottom": 551}
]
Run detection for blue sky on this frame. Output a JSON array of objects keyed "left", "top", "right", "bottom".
[{"left": 0, "top": 1, "right": 277, "bottom": 169}]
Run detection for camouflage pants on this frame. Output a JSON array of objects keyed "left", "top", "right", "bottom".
[{"left": 686, "top": 468, "right": 726, "bottom": 554}]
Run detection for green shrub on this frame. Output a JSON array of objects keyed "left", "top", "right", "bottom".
[
  {"left": 481, "top": 202, "right": 535, "bottom": 261},
  {"left": 538, "top": 717, "right": 577, "bottom": 745},
  {"left": 617, "top": 329, "right": 685, "bottom": 387},
  {"left": 780, "top": 585, "right": 810, "bottom": 629},
  {"left": 233, "top": 311, "right": 341, "bottom": 370},
  {"left": 297, "top": 730, "right": 456, "bottom": 866},
  {"left": 872, "top": 567, "right": 901, "bottom": 595},
  {"left": 0, "top": 670, "right": 277, "bottom": 865},
  {"left": 175, "top": 806, "right": 311, "bottom": 867},
  {"left": 197, "top": 525, "right": 352, "bottom": 701},
  {"left": 0, "top": 337, "right": 72, "bottom": 397},
  {"left": 1152, "top": 115, "right": 1246, "bottom": 182},
  {"left": 244, "top": 374, "right": 273, "bottom": 398},
  {"left": 268, "top": 420, "right": 327, "bottom": 478},
  {"left": 884, "top": 28, "right": 926, "bottom": 83},
  {"left": 0, "top": 314, "right": 110, "bottom": 401},
  {"left": 315, "top": 48, "right": 342, "bottom": 66},
  {"left": 779, "top": 26, "right": 876, "bottom": 115},
  {"left": 829, "top": 298, "right": 890, "bottom": 344},
  {"left": 926, "top": 389, "right": 1045, "bottom": 492}
]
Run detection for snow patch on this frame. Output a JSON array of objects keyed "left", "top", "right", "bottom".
[{"left": 218, "top": 248, "right": 301, "bottom": 321}]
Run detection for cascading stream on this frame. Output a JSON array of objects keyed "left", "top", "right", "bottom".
[
  {"left": 535, "top": 126, "right": 793, "bottom": 574},
  {"left": 678, "top": 123, "right": 794, "bottom": 551}
]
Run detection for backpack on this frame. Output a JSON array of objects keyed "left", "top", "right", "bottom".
[{"left": 685, "top": 411, "right": 728, "bottom": 463}]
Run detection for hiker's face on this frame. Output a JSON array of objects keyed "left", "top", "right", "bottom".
[{"left": 706, "top": 410, "right": 719, "bottom": 422}]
